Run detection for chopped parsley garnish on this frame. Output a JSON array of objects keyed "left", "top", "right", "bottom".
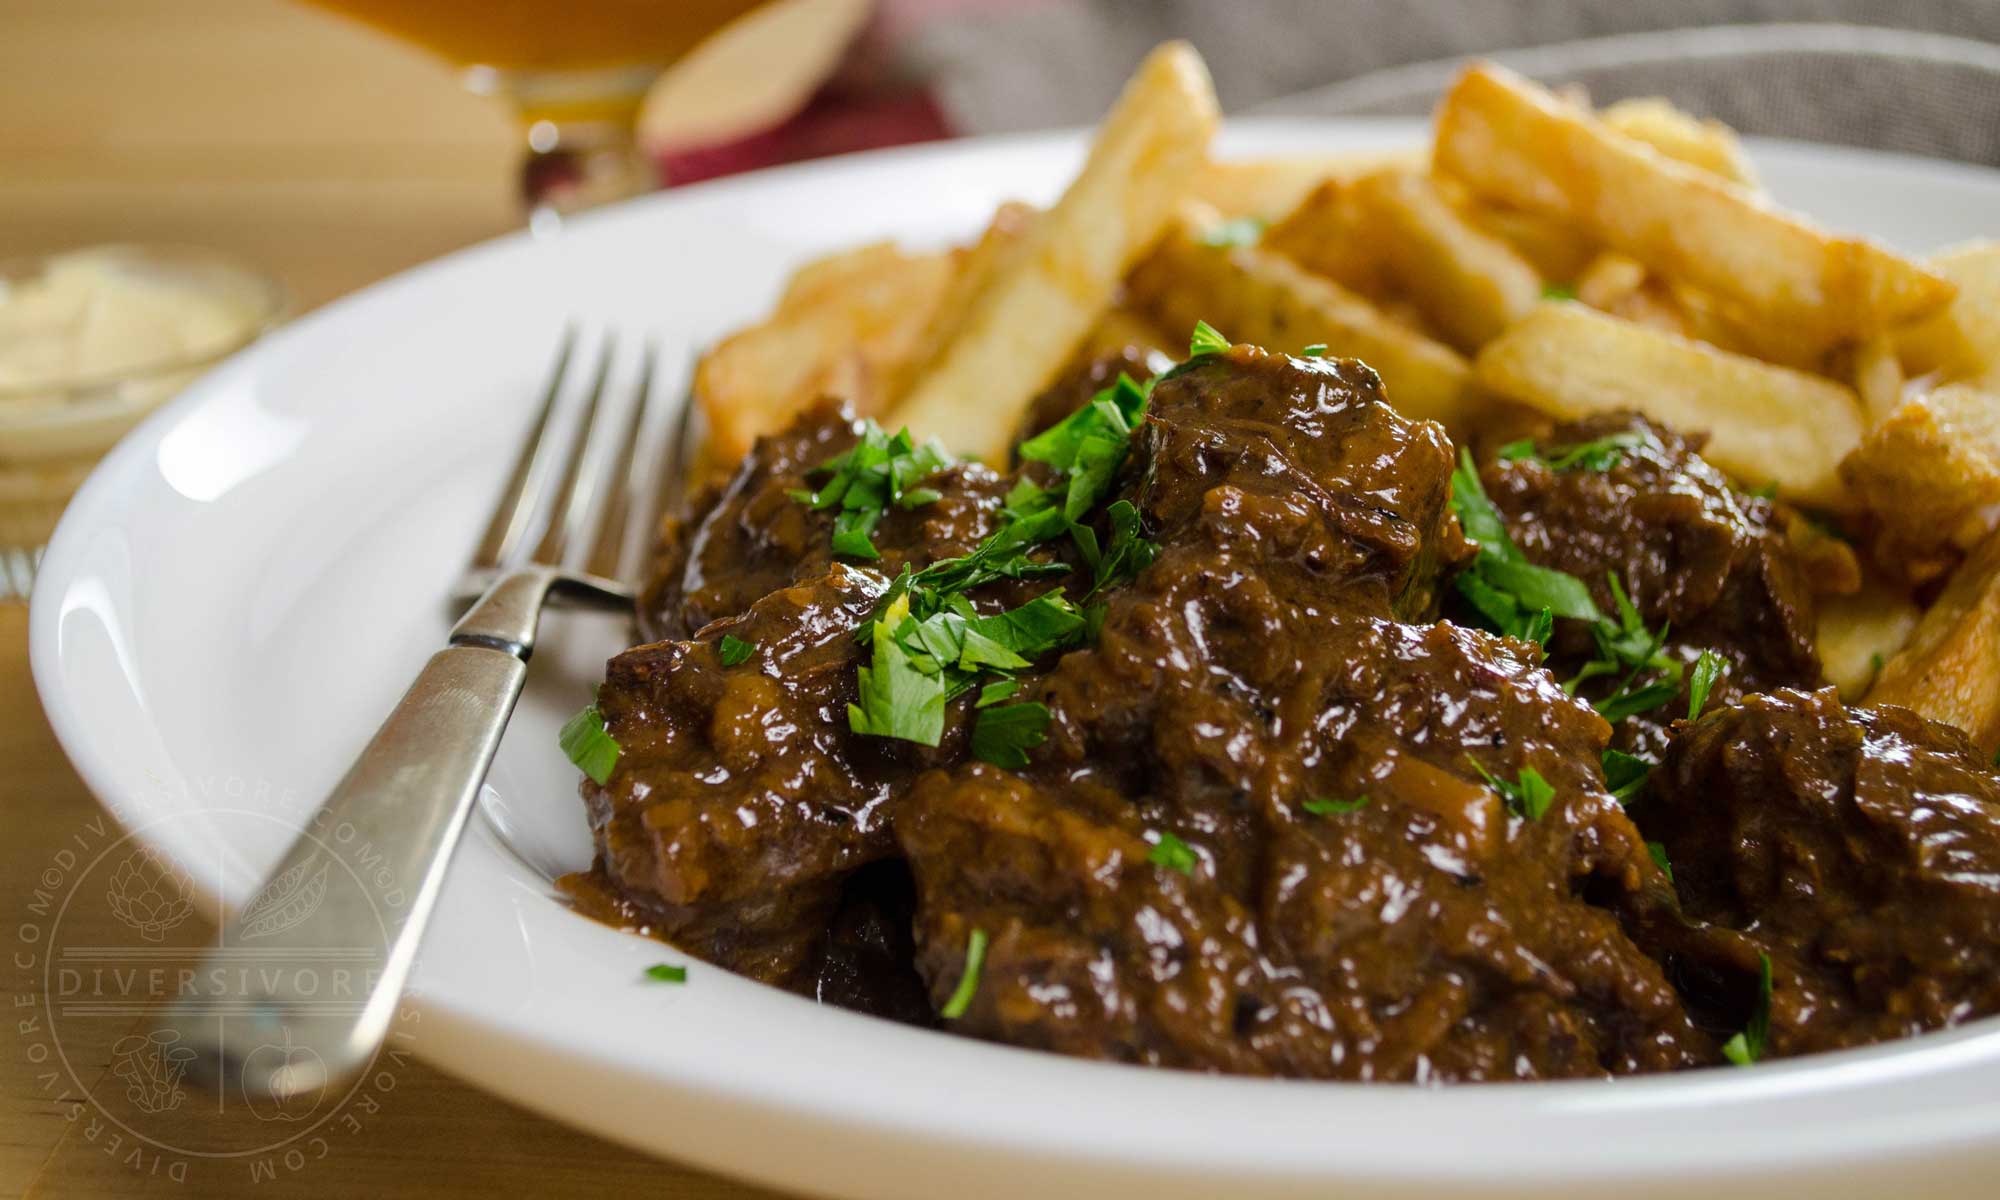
[
  {"left": 1148, "top": 832, "right": 1198, "bottom": 874},
  {"left": 1602, "top": 749, "right": 1653, "bottom": 806},
  {"left": 1188, "top": 319, "right": 1231, "bottom": 359},
  {"left": 1722, "top": 952, "right": 1774, "bottom": 1066},
  {"left": 1449, "top": 447, "right": 1601, "bottom": 644},
  {"left": 1088, "top": 500, "right": 1159, "bottom": 597},
  {"left": 848, "top": 593, "right": 950, "bottom": 746},
  {"left": 940, "top": 927, "right": 989, "bottom": 1019},
  {"left": 1569, "top": 572, "right": 1683, "bottom": 721},
  {"left": 718, "top": 633, "right": 755, "bottom": 667},
  {"left": 1019, "top": 372, "right": 1149, "bottom": 520},
  {"left": 1542, "top": 283, "right": 1577, "bottom": 301},
  {"left": 976, "top": 677, "right": 1020, "bottom": 708},
  {"left": 1301, "top": 342, "right": 1329, "bottom": 356},
  {"left": 1200, "top": 216, "right": 1265, "bottom": 248},
  {"left": 1500, "top": 431, "right": 1647, "bottom": 473},
  {"left": 1646, "top": 841, "right": 1674, "bottom": 882},
  {"left": 790, "top": 420, "right": 953, "bottom": 560},
  {"left": 1870, "top": 652, "right": 1886, "bottom": 678},
  {"left": 1469, "top": 758, "right": 1555, "bottom": 821},
  {"left": 1747, "top": 481, "right": 1779, "bottom": 501},
  {"left": 1302, "top": 795, "right": 1370, "bottom": 816},
  {"left": 971, "top": 702, "right": 1051, "bottom": 768},
  {"left": 1687, "top": 649, "right": 1726, "bottom": 720},
  {"left": 643, "top": 963, "right": 688, "bottom": 983},
  {"left": 559, "top": 700, "right": 621, "bottom": 786}
]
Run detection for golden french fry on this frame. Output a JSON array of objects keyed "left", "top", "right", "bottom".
[
  {"left": 1869, "top": 527, "right": 2000, "bottom": 754},
  {"left": 1462, "top": 202, "right": 1598, "bottom": 286},
  {"left": 1435, "top": 63, "right": 1954, "bottom": 342},
  {"left": 1262, "top": 179, "right": 1397, "bottom": 299},
  {"left": 1474, "top": 301, "right": 1865, "bottom": 507},
  {"left": 893, "top": 41, "right": 1219, "bottom": 462},
  {"left": 1598, "top": 97, "right": 1758, "bottom": 187},
  {"left": 886, "top": 200, "right": 1037, "bottom": 402},
  {"left": 1193, "top": 148, "right": 1421, "bottom": 224},
  {"left": 696, "top": 243, "right": 955, "bottom": 461},
  {"left": 1574, "top": 252, "right": 1646, "bottom": 311},
  {"left": 1345, "top": 169, "right": 1542, "bottom": 351},
  {"left": 1817, "top": 581, "right": 1922, "bottom": 701},
  {"left": 1897, "top": 240, "right": 2000, "bottom": 386},
  {"left": 1840, "top": 384, "right": 2000, "bottom": 554},
  {"left": 1127, "top": 216, "right": 1472, "bottom": 426},
  {"left": 1851, "top": 334, "right": 1906, "bottom": 424}
]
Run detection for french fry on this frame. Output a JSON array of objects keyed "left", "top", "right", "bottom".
[
  {"left": 1869, "top": 527, "right": 2000, "bottom": 754},
  {"left": 1817, "top": 581, "right": 1922, "bottom": 701},
  {"left": 1462, "top": 202, "right": 1598, "bottom": 285},
  {"left": 886, "top": 201, "right": 1037, "bottom": 401},
  {"left": 1897, "top": 240, "right": 2000, "bottom": 386},
  {"left": 892, "top": 41, "right": 1219, "bottom": 462},
  {"left": 1840, "top": 384, "right": 2000, "bottom": 553},
  {"left": 1262, "top": 179, "right": 1396, "bottom": 299},
  {"left": 1851, "top": 334, "right": 1906, "bottom": 424},
  {"left": 1193, "top": 148, "right": 1421, "bottom": 224},
  {"left": 1434, "top": 63, "right": 1955, "bottom": 342},
  {"left": 1474, "top": 302, "right": 1866, "bottom": 507},
  {"left": 1346, "top": 168, "right": 1543, "bottom": 351},
  {"left": 1598, "top": 97, "right": 1758, "bottom": 186},
  {"left": 1573, "top": 252, "right": 1646, "bottom": 311},
  {"left": 696, "top": 243, "right": 956, "bottom": 461},
  {"left": 1127, "top": 216, "right": 1472, "bottom": 426}
]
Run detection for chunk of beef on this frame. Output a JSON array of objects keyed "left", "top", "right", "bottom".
[
  {"left": 1638, "top": 687, "right": 2000, "bottom": 1057},
  {"left": 1474, "top": 411, "right": 1822, "bottom": 753},
  {"left": 897, "top": 350, "right": 1710, "bottom": 1078},
  {"left": 640, "top": 401, "right": 1007, "bottom": 642}
]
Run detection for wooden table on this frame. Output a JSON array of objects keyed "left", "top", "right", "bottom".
[{"left": 2, "top": 1, "right": 790, "bottom": 1194}]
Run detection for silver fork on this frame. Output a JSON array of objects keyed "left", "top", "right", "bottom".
[{"left": 163, "top": 327, "right": 687, "bottom": 1101}]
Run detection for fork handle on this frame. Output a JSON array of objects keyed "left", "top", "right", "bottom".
[{"left": 164, "top": 569, "right": 556, "bottom": 1101}]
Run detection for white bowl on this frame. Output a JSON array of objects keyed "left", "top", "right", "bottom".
[{"left": 30, "top": 121, "right": 2000, "bottom": 1198}]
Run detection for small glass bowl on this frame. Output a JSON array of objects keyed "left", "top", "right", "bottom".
[{"left": 0, "top": 245, "right": 285, "bottom": 559}]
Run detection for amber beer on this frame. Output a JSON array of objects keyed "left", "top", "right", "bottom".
[{"left": 304, "top": 0, "right": 774, "bottom": 122}]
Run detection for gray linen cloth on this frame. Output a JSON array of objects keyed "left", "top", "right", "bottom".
[{"left": 906, "top": 1, "right": 2000, "bottom": 163}]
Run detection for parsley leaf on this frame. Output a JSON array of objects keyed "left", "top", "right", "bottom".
[
  {"left": 1302, "top": 795, "right": 1370, "bottom": 816},
  {"left": 717, "top": 634, "right": 755, "bottom": 667},
  {"left": 1503, "top": 431, "right": 1647, "bottom": 473},
  {"left": 1089, "top": 500, "right": 1158, "bottom": 597},
  {"left": 1602, "top": 749, "right": 1653, "bottom": 806},
  {"left": 1687, "top": 649, "right": 1726, "bottom": 720},
  {"left": 1722, "top": 952, "right": 1774, "bottom": 1066},
  {"left": 792, "top": 421, "right": 953, "bottom": 560},
  {"left": 1200, "top": 216, "right": 1265, "bottom": 248},
  {"left": 1747, "top": 481, "right": 1779, "bottom": 500},
  {"left": 1646, "top": 841, "right": 1674, "bottom": 882},
  {"left": 559, "top": 701, "right": 621, "bottom": 786},
  {"left": 1450, "top": 448, "right": 1603, "bottom": 631},
  {"left": 1189, "top": 320, "right": 1231, "bottom": 358},
  {"left": 1301, "top": 342, "right": 1329, "bottom": 356},
  {"left": 643, "top": 963, "right": 688, "bottom": 983},
  {"left": 1148, "top": 832, "right": 1198, "bottom": 874},
  {"left": 975, "top": 677, "right": 1019, "bottom": 708},
  {"left": 848, "top": 594, "right": 949, "bottom": 746},
  {"left": 940, "top": 927, "right": 989, "bottom": 1019},
  {"left": 1542, "top": 283, "right": 1577, "bottom": 301},
  {"left": 1469, "top": 757, "right": 1556, "bottom": 820},
  {"left": 970, "top": 702, "right": 1051, "bottom": 768}
]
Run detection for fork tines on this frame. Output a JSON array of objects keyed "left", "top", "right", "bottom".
[{"left": 461, "top": 327, "right": 687, "bottom": 601}]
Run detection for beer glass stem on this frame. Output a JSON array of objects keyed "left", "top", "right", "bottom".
[{"left": 462, "top": 64, "right": 664, "bottom": 225}]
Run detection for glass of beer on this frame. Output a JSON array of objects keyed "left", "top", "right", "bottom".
[{"left": 303, "top": 0, "right": 775, "bottom": 221}]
